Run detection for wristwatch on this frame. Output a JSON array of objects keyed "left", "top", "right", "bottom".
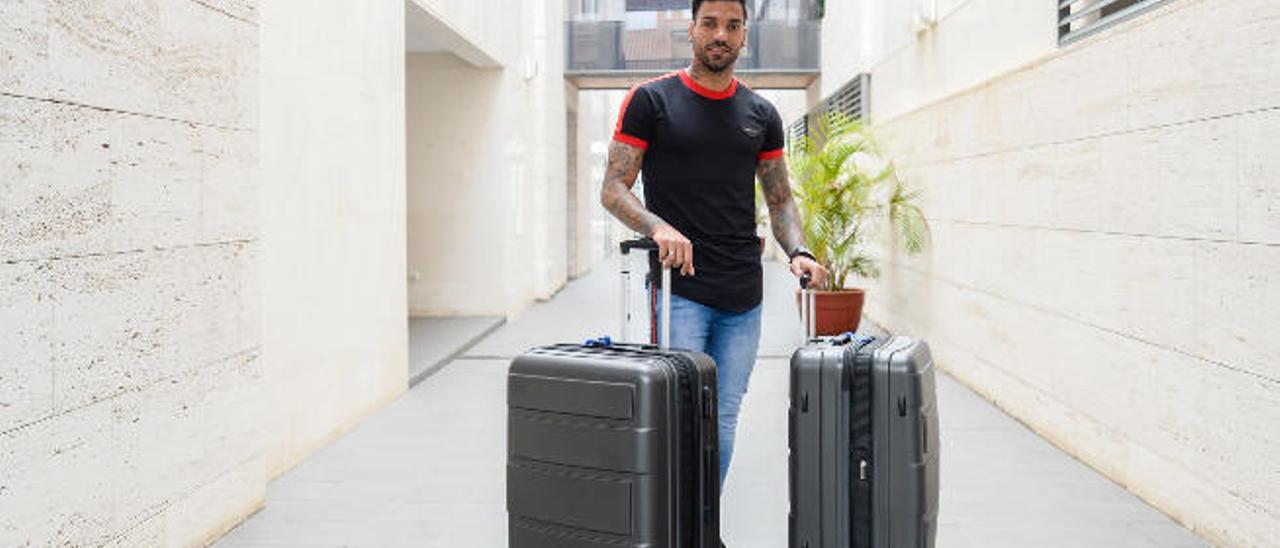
[{"left": 788, "top": 246, "right": 817, "bottom": 263}]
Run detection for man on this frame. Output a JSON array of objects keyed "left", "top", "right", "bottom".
[{"left": 600, "top": 0, "right": 829, "bottom": 493}]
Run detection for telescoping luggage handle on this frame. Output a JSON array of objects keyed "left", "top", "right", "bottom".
[
  {"left": 800, "top": 273, "right": 816, "bottom": 343},
  {"left": 620, "top": 238, "right": 672, "bottom": 350},
  {"left": 800, "top": 273, "right": 874, "bottom": 347}
]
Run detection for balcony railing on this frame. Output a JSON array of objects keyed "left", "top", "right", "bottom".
[{"left": 566, "top": 18, "right": 819, "bottom": 73}]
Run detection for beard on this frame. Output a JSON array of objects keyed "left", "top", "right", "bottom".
[{"left": 693, "top": 41, "right": 740, "bottom": 73}]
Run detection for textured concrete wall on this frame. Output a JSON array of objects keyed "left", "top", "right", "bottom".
[
  {"left": 259, "top": 0, "right": 409, "bottom": 478},
  {"left": 406, "top": 0, "right": 568, "bottom": 317},
  {"left": 822, "top": 0, "right": 1055, "bottom": 122},
  {"left": 0, "top": 1, "right": 263, "bottom": 546},
  {"left": 406, "top": 53, "right": 511, "bottom": 315},
  {"left": 410, "top": 0, "right": 510, "bottom": 61},
  {"left": 833, "top": 0, "right": 1280, "bottom": 546}
]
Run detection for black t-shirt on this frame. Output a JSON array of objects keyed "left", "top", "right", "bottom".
[{"left": 615, "top": 70, "right": 785, "bottom": 313}]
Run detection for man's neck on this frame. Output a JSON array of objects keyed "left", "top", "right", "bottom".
[{"left": 686, "top": 63, "right": 736, "bottom": 92}]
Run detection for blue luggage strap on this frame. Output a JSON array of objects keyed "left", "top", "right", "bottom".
[{"left": 583, "top": 336, "right": 613, "bottom": 348}]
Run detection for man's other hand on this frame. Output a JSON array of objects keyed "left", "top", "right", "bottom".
[
  {"left": 651, "top": 223, "right": 695, "bottom": 276},
  {"left": 790, "top": 256, "right": 828, "bottom": 288}
]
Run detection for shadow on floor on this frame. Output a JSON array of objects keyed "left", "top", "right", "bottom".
[
  {"left": 219, "top": 257, "right": 1208, "bottom": 548},
  {"left": 408, "top": 316, "right": 504, "bottom": 386}
]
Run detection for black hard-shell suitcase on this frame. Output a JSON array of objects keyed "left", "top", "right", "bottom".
[
  {"left": 506, "top": 239, "right": 721, "bottom": 548},
  {"left": 789, "top": 283, "right": 940, "bottom": 548}
]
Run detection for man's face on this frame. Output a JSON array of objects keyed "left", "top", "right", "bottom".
[{"left": 688, "top": 1, "right": 747, "bottom": 73}]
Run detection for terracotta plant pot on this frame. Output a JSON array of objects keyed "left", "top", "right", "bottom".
[{"left": 796, "top": 288, "right": 866, "bottom": 336}]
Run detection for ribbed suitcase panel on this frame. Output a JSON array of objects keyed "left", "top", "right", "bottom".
[
  {"left": 789, "top": 335, "right": 940, "bottom": 548},
  {"left": 508, "top": 345, "right": 719, "bottom": 548}
]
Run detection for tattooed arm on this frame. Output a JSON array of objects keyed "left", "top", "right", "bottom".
[
  {"left": 600, "top": 140, "right": 661, "bottom": 235},
  {"left": 600, "top": 140, "right": 695, "bottom": 275},
  {"left": 758, "top": 156, "right": 828, "bottom": 285},
  {"left": 758, "top": 156, "right": 804, "bottom": 253}
]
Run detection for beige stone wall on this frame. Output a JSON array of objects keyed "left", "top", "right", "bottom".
[
  {"left": 258, "top": 0, "right": 408, "bottom": 478},
  {"left": 406, "top": 53, "right": 512, "bottom": 315},
  {"left": 823, "top": 0, "right": 1055, "bottom": 122},
  {"left": 0, "top": 1, "right": 263, "bottom": 546},
  {"left": 834, "top": 0, "right": 1280, "bottom": 546},
  {"left": 406, "top": 0, "right": 569, "bottom": 317}
]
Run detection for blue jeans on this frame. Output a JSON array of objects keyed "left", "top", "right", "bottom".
[{"left": 659, "top": 294, "right": 762, "bottom": 490}]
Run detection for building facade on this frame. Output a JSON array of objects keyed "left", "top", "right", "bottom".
[
  {"left": 812, "top": 1, "right": 1279, "bottom": 546},
  {"left": 1, "top": 0, "right": 585, "bottom": 545}
]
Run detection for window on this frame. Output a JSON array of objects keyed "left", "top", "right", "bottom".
[
  {"left": 1058, "top": 0, "right": 1176, "bottom": 45},
  {"left": 788, "top": 73, "right": 870, "bottom": 148},
  {"left": 786, "top": 116, "right": 807, "bottom": 149},
  {"left": 822, "top": 73, "right": 871, "bottom": 122}
]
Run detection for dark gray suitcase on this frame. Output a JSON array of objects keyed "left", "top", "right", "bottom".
[
  {"left": 507, "top": 239, "right": 721, "bottom": 548},
  {"left": 789, "top": 285, "right": 940, "bottom": 548}
]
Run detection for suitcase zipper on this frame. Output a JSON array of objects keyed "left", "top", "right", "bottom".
[{"left": 848, "top": 342, "right": 877, "bottom": 548}]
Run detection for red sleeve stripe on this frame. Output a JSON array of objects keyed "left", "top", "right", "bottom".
[
  {"left": 614, "top": 86, "right": 640, "bottom": 134},
  {"left": 613, "top": 132, "right": 649, "bottom": 149},
  {"left": 614, "top": 72, "right": 680, "bottom": 135},
  {"left": 758, "top": 148, "right": 784, "bottom": 161}
]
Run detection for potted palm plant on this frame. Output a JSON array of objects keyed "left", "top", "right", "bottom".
[{"left": 788, "top": 112, "right": 929, "bottom": 334}]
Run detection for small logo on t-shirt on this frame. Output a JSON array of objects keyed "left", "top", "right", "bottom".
[{"left": 741, "top": 126, "right": 762, "bottom": 138}]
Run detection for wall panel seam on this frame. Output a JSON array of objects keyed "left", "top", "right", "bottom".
[
  {"left": 894, "top": 104, "right": 1280, "bottom": 169},
  {"left": 933, "top": 339, "right": 1241, "bottom": 525},
  {"left": 192, "top": 451, "right": 268, "bottom": 544},
  {"left": 105, "top": 450, "right": 264, "bottom": 545},
  {"left": 886, "top": 261, "right": 1280, "bottom": 385},
  {"left": 106, "top": 499, "right": 172, "bottom": 546},
  {"left": 3, "top": 238, "right": 258, "bottom": 266},
  {"left": 868, "top": 0, "right": 1211, "bottom": 130},
  {"left": 0, "top": 91, "right": 255, "bottom": 133},
  {"left": 931, "top": 334, "right": 1280, "bottom": 544},
  {"left": 0, "top": 346, "right": 262, "bottom": 438},
  {"left": 925, "top": 218, "right": 1280, "bottom": 248},
  {"left": 186, "top": 0, "right": 258, "bottom": 26}
]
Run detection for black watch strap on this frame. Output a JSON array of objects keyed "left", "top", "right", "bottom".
[{"left": 789, "top": 246, "right": 816, "bottom": 263}]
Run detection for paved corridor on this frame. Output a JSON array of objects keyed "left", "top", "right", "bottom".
[{"left": 219, "top": 259, "right": 1207, "bottom": 548}]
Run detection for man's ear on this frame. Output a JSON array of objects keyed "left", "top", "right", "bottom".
[{"left": 687, "top": 20, "right": 695, "bottom": 42}]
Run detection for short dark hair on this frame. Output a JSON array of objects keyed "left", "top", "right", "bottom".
[{"left": 692, "top": 0, "right": 748, "bottom": 19}]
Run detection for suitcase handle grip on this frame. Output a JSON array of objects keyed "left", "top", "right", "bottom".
[
  {"left": 620, "top": 238, "right": 672, "bottom": 349},
  {"left": 619, "top": 237, "right": 659, "bottom": 253},
  {"left": 800, "top": 274, "right": 816, "bottom": 341}
]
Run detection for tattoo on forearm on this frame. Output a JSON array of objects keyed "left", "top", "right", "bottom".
[
  {"left": 758, "top": 157, "right": 805, "bottom": 252},
  {"left": 600, "top": 140, "right": 664, "bottom": 235}
]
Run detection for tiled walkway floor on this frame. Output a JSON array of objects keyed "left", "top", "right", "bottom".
[
  {"left": 218, "top": 258, "right": 1207, "bottom": 548},
  {"left": 407, "top": 316, "right": 504, "bottom": 386}
]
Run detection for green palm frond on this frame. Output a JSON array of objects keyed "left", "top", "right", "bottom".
[{"left": 786, "top": 112, "right": 930, "bottom": 291}]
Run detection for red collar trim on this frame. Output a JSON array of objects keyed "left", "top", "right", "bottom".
[{"left": 679, "top": 69, "right": 738, "bottom": 100}]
